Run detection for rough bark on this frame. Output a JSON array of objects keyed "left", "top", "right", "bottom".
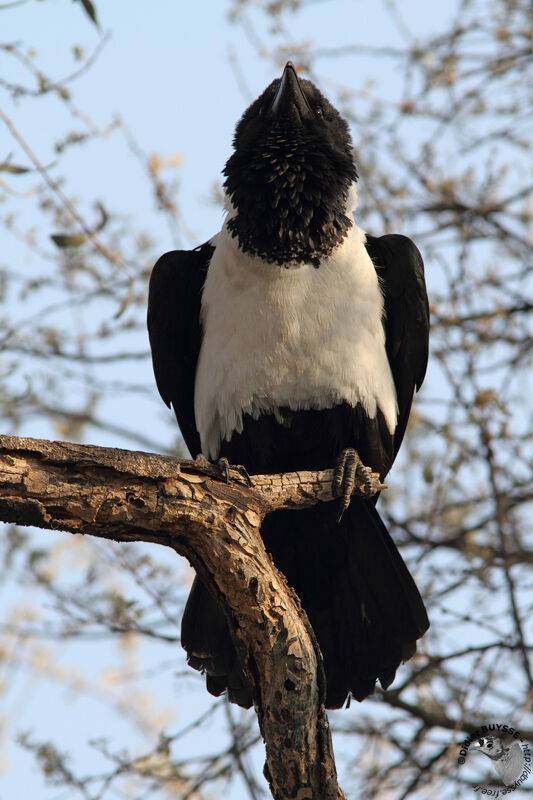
[{"left": 0, "top": 434, "right": 384, "bottom": 800}]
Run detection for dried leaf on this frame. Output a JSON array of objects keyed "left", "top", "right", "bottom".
[
  {"left": 94, "top": 201, "right": 109, "bottom": 232},
  {"left": 0, "top": 162, "right": 30, "bottom": 175},
  {"left": 114, "top": 279, "right": 134, "bottom": 319},
  {"left": 50, "top": 233, "right": 88, "bottom": 248}
]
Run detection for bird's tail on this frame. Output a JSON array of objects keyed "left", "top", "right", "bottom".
[
  {"left": 181, "top": 498, "right": 428, "bottom": 708},
  {"left": 181, "top": 574, "right": 253, "bottom": 707}
]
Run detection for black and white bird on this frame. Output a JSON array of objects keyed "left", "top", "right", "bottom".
[
  {"left": 147, "top": 62, "right": 430, "bottom": 709},
  {"left": 470, "top": 737, "right": 525, "bottom": 786}
]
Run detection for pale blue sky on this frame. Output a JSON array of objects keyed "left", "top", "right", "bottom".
[{"left": 2, "top": 0, "right": 453, "bottom": 256}]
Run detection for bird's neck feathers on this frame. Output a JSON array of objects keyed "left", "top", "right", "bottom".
[
  {"left": 223, "top": 139, "right": 357, "bottom": 267},
  {"left": 222, "top": 180, "right": 359, "bottom": 268},
  {"left": 223, "top": 181, "right": 359, "bottom": 217}
]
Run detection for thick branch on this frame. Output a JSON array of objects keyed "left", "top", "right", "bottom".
[{"left": 0, "top": 434, "right": 383, "bottom": 800}]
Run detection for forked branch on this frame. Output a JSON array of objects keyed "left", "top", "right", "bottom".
[{"left": 0, "top": 434, "right": 383, "bottom": 800}]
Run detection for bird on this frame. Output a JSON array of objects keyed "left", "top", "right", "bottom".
[
  {"left": 470, "top": 737, "right": 525, "bottom": 786},
  {"left": 147, "top": 62, "right": 430, "bottom": 709}
]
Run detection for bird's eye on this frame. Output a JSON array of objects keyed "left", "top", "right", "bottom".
[
  {"left": 316, "top": 106, "right": 324, "bottom": 117},
  {"left": 487, "top": 742, "right": 493, "bottom": 748}
]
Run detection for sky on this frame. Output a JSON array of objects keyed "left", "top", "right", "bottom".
[
  {"left": 0, "top": 1, "right": 487, "bottom": 799},
  {"left": 1, "top": 0, "right": 454, "bottom": 262}
]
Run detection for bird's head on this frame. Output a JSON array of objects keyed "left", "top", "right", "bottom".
[
  {"left": 471, "top": 737, "right": 506, "bottom": 761},
  {"left": 223, "top": 62, "right": 357, "bottom": 266}
]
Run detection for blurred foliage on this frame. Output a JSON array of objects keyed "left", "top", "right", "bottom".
[{"left": 0, "top": 0, "right": 532, "bottom": 798}]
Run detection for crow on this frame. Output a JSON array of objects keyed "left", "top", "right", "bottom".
[{"left": 148, "top": 62, "right": 429, "bottom": 708}]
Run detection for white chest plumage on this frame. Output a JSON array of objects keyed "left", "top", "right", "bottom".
[{"left": 194, "top": 208, "right": 398, "bottom": 460}]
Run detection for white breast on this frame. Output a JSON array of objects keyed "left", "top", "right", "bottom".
[{"left": 194, "top": 210, "right": 398, "bottom": 459}]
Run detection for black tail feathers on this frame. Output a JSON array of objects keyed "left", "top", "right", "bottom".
[
  {"left": 181, "top": 575, "right": 253, "bottom": 707},
  {"left": 180, "top": 500, "right": 428, "bottom": 709}
]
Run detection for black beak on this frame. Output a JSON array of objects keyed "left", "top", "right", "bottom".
[{"left": 268, "top": 62, "right": 313, "bottom": 120}]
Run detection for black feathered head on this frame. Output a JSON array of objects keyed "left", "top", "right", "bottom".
[{"left": 223, "top": 63, "right": 357, "bottom": 266}]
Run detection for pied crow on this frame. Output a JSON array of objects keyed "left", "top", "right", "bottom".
[{"left": 147, "top": 62, "right": 430, "bottom": 709}]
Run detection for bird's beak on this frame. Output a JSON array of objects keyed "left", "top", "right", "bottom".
[{"left": 268, "top": 61, "right": 313, "bottom": 120}]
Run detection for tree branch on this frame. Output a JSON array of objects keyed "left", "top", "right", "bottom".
[{"left": 0, "top": 433, "right": 384, "bottom": 800}]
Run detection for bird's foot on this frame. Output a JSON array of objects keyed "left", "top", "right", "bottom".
[
  {"left": 216, "top": 456, "right": 253, "bottom": 486},
  {"left": 334, "top": 448, "right": 378, "bottom": 522},
  {"left": 193, "top": 454, "right": 252, "bottom": 486}
]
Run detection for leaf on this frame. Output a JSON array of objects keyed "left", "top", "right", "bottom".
[
  {"left": 50, "top": 233, "right": 88, "bottom": 248},
  {"left": 0, "top": 162, "right": 30, "bottom": 175},
  {"left": 94, "top": 201, "right": 109, "bottom": 232},
  {"left": 74, "top": 0, "right": 100, "bottom": 29}
]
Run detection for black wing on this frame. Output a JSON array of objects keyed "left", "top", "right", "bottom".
[
  {"left": 365, "top": 234, "right": 429, "bottom": 460},
  {"left": 147, "top": 242, "right": 214, "bottom": 457}
]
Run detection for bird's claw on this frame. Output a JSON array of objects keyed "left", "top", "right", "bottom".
[
  {"left": 334, "top": 448, "right": 376, "bottom": 522},
  {"left": 217, "top": 456, "right": 253, "bottom": 486},
  {"left": 193, "top": 454, "right": 252, "bottom": 486}
]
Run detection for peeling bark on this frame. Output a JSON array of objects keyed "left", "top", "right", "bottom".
[{"left": 0, "top": 434, "right": 384, "bottom": 799}]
